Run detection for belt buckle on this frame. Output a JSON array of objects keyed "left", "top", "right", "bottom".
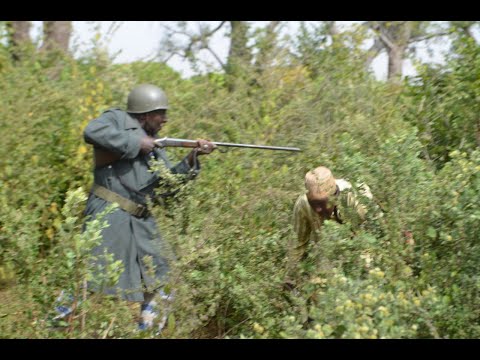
[{"left": 135, "top": 204, "right": 147, "bottom": 217}]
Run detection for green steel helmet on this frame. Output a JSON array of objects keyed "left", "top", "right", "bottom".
[{"left": 126, "top": 84, "right": 169, "bottom": 114}]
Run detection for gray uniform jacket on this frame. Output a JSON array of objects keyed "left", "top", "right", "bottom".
[{"left": 83, "top": 108, "right": 200, "bottom": 301}]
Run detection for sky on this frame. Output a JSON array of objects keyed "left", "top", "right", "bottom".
[{"left": 30, "top": 21, "right": 450, "bottom": 81}]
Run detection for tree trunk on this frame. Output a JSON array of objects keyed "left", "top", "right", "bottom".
[
  {"left": 326, "top": 21, "right": 339, "bottom": 37},
  {"left": 254, "top": 21, "right": 281, "bottom": 74},
  {"left": 387, "top": 45, "right": 406, "bottom": 83},
  {"left": 40, "top": 21, "right": 72, "bottom": 53},
  {"left": 372, "top": 21, "right": 413, "bottom": 83},
  {"left": 7, "top": 21, "right": 32, "bottom": 62},
  {"left": 226, "top": 21, "right": 251, "bottom": 81}
]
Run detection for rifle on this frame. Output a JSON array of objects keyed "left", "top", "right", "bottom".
[
  {"left": 94, "top": 137, "right": 299, "bottom": 168},
  {"left": 154, "top": 137, "right": 301, "bottom": 152}
]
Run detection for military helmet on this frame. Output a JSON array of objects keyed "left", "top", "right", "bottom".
[{"left": 126, "top": 84, "right": 169, "bottom": 113}]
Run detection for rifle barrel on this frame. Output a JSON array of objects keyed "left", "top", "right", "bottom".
[
  {"left": 212, "top": 141, "right": 301, "bottom": 152},
  {"left": 154, "top": 137, "right": 301, "bottom": 152}
]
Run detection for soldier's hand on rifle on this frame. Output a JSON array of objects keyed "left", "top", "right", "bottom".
[
  {"left": 140, "top": 136, "right": 157, "bottom": 154},
  {"left": 195, "top": 139, "right": 217, "bottom": 155}
]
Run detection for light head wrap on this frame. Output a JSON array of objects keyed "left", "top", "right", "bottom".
[{"left": 305, "top": 166, "right": 337, "bottom": 198}]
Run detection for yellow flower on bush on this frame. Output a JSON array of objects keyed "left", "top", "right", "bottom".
[
  {"left": 360, "top": 293, "right": 377, "bottom": 306},
  {"left": 369, "top": 267, "right": 385, "bottom": 279},
  {"left": 402, "top": 266, "right": 413, "bottom": 277},
  {"left": 78, "top": 145, "right": 88, "bottom": 155},
  {"left": 377, "top": 306, "right": 390, "bottom": 317},
  {"left": 45, "top": 227, "right": 55, "bottom": 240},
  {"left": 49, "top": 202, "right": 58, "bottom": 215},
  {"left": 344, "top": 299, "right": 354, "bottom": 309},
  {"left": 313, "top": 324, "right": 325, "bottom": 338},
  {"left": 310, "top": 277, "right": 327, "bottom": 286},
  {"left": 359, "top": 325, "right": 369, "bottom": 333},
  {"left": 253, "top": 322, "right": 265, "bottom": 334},
  {"left": 421, "top": 288, "right": 432, "bottom": 296}
]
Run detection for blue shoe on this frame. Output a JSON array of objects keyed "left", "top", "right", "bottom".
[
  {"left": 49, "top": 291, "right": 76, "bottom": 328},
  {"left": 139, "top": 302, "right": 158, "bottom": 331},
  {"left": 138, "top": 322, "right": 149, "bottom": 331},
  {"left": 53, "top": 305, "right": 73, "bottom": 320}
]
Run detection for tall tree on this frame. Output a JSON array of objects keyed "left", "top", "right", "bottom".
[
  {"left": 225, "top": 22, "right": 251, "bottom": 75},
  {"left": 40, "top": 21, "right": 72, "bottom": 54},
  {"left": 368, "top": 22, "right": 420, "bottom": 83},
  {"left": 366, "top": 21, "right": 457, "bottom": 83},
  {"left": 253, "top": 21, "right": 282, "bottom": 75},
  {"left": 6, "top": 21, "right": 32, "bottom": 62}
]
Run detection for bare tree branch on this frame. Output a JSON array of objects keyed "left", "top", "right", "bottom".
[
  {"left": 204, "top": 21, "right": 227, "bottom": 38},
  {"left": 410, "top": 30, "right": 456, "bottom": 43},
  {"left": 159, "top": 21, "right": 228, "bottom": 69},
  {"left": 206, "top": 46, "right": 226, "bottom": 70},
  {"left": 376, "top": 28, "right": 396, "bottom": 50},
  {"left": 366, "top": 22, "right": 395, "bottom": 50}
]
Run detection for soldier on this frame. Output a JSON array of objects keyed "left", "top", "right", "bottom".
[
  {"left": 81, "top": 84, "right": 216, "bottom": 331},
  {"left": 286, "top": 166, "right": 377, "bottom": 278}
]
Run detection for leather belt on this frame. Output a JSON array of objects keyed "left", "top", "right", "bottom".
[{"left": 91, "top": 184, "right": 149, "bottom": 218}]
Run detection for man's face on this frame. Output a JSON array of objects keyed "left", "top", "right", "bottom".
[
  {"left": 307, "top": 192, "right": 337, "bottom": 218},
  {"left": 143, "top": 109, "right": 168, "bottom": 135}
]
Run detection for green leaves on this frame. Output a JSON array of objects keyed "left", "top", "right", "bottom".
[
  {"left": 427, "top": 227, "right": 437, "bottom": 239},
  {"left": 1, "top": 24, "right": 479, "bottom": 339}
]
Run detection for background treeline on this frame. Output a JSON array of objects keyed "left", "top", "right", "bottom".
[{"left": 0, "top": 21, "right": 479, "bottom": 339}]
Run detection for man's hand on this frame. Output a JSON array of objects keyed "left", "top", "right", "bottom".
[
  {"left": 140, "top": 136, "right": 156, "bottom": 154},
  {"left": 195, "top": 139, "right": 217, "bottom": 155}
]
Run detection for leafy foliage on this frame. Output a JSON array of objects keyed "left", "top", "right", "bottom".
[
  {"left": 0, "top": 23, "right": 479, "bottom": 339},
  {"left": 404, "top": 32, "right": 480, "bottom": 166}
]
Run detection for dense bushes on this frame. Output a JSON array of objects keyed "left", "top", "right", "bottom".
[
  {"left": 404, "top": 33, "right": 480, "bottom": 166},
  {"left": 0, "top": 26, "right": 479, "bottom": 338}
]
